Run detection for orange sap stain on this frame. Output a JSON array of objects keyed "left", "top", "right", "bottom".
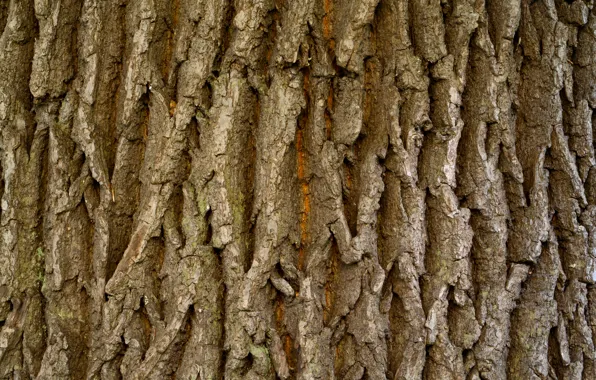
[
  {"left": 323, "top": 285, "right": 332, "bottom": 322},
  {"left": 169, "top": 100, "right": 176, "bottom": 117},
  {"left": 296, "top": 126, "right": 310, "bottom": 271},
  {"left": 323, "top": 0, "right": 333, "bottom": 39},
  {"left": 162, "top": 0, "right": 180, "bottom": 79},
  {"left": 284, "top": 335, "right": 295, "bottom": 370},
  {"left": 275, "top": 296, "right": 285, "bottom": 326}
]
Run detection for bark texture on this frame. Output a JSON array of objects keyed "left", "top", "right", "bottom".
[{"left": 1, "top": 0, "right": 596, "bottom": 379}]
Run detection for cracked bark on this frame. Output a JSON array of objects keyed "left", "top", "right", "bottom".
[{"left": 2, "top": 0, "right": 596, "bottom": 379}]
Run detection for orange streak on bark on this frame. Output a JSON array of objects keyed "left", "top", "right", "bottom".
[
  {"left": 275, "top": 296, "right": 285, "bottom": 327},
  {"left": 172, "top": 0, "right": 179, "bottom": 32},
  {"left": 324, "top": 285, "right": 332, "bottom": 322},
  {"left": 296, "top": 73, "right": 311, "bottom": 272},
  {"left": 172, "top": 0, "right": 179, "bottom": 27},
  {"left": 162, "top": 0, "right": 180, "bottom": 80},
  {"left": 169, "top": 100, "right": 177, "bottom": 117},
  {"left": 296, "top": 127, "right": 310, "bottom": 272},
  {"left": 140, "top": 308, "right": 153, "bottom": 345},
  {"left": 323, "top": 0, "right": 333, "bottom": 39},
  {"left": 266, "top": 47, "right": 273, "bottom": 65},
  {"left": 275, "top": 296, "right": 295, "bottom": 371},
  {"left": 284, "top": 335, "right": 295, "bottom": 370}
]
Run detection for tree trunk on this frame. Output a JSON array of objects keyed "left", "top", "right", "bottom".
[{"left": 1, "top": 0, "right": 596, "bottom": 379}]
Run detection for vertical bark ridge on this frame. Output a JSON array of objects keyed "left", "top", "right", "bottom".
[
  {"left": 30, "top": 0, "right": 89, "bottom": 377},
  {"left": 377, "top": 1, "right": 428, "bottom": 378},
  {"left": 0, "top": 1, "right": 42, "bottom": 378},
  {"left": 457, "top": 1, "right": 525, "bottom": 378},
  {"left": 418, "top": 1, "right": 479, "bottom": 378},
  {"left": 550, "top": 1, "right": 596, "bottom": 378}
]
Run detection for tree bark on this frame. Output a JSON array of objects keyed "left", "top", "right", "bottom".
[{"left": 1, "top": 0, "right": 596, "bottom": 379}]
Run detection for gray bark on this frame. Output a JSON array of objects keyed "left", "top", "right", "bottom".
[{"left": 1, "top": 0, "right": 596, "bottom": 379}]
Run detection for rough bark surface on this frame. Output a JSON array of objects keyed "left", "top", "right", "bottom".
[{"left": 1, "top": 0, "right": 596, "bottom": 379}]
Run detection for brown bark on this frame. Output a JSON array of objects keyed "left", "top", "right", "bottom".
[{"left": 1, "top": 0, "right": 596, "bottom": 379}]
